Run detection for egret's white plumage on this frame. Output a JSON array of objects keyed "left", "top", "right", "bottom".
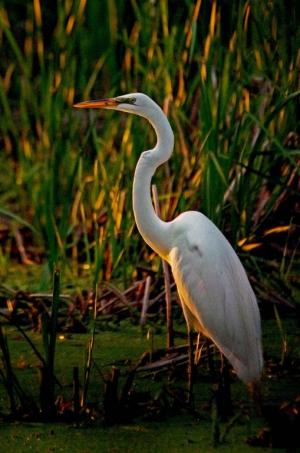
[
  {"left": 169, "top": 211, "right": 262, "bottom": 382},
  {"left": 74, "top": 93, "right": 263, "bottom": 384}
]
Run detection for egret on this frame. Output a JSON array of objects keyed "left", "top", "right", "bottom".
[{"left": 74, "top": 93, "right": 263, "bottom": 387}]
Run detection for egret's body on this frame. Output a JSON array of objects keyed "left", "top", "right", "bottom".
[{"left": 74, "top": 93, "right": 263, "bottom": 384}]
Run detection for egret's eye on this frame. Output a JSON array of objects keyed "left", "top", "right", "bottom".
[{"left": 117, "top": 97, "right": 137, "bottom": 105}]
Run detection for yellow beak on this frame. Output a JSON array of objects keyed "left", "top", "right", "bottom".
[{"left": 73, "top": 98, "right": 119, "bottom": 109}]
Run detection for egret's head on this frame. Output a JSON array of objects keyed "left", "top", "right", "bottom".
[{"left": 74, "top": 93, "right": 158, "bottom": 118}]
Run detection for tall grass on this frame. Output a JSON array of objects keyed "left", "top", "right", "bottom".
[{"left": 0, "top": 0, "right": 299, "bottom": 296}]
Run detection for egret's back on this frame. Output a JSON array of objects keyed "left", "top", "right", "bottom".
[{"left": 168, "top": 211, "right": 263, "bottom": 383}]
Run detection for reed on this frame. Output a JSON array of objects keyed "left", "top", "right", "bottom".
[{"left": 0, "top": 0, "right": 298, "bottom": 297}]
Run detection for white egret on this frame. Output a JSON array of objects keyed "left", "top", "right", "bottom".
[{"left": 74, "top": 93, "right": 263, "bottom": 386}]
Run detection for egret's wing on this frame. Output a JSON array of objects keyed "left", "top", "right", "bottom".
[{"left": 169, "top": 213, "right": 263, "bottom": 383}]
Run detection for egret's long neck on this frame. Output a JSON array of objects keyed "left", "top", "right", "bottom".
[{"left": 132, "top": 108, "right": 174, "bottom": 259}]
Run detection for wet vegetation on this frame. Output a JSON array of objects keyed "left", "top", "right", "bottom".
[{"left": 0, "top": 0, "right": 299, "bottom": 450}]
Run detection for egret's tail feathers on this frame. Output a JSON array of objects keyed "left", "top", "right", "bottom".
[{"left": 221, "top": 344, "right": 263, "bottom": 383}]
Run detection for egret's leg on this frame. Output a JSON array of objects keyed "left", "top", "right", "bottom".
[
  {"left": 216, "top": 355, "right": 232, "bottom": 420},
  {"left": 206, "top": 338, "right": 215, "bottom": 377},
  {"left": 177, "top": 293, "right": 195, "bottom": 405},
  {"left": 187, "top": 328, "right": 195, "bottom": 405},
  {"left": 248, "top": 380, "right": 262, "bottom": 416}
]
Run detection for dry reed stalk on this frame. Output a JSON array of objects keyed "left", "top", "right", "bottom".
[
  {"left": 152, "top": 184, "right": 174, "bottom": 348},
  {"left": 140, "top": 275, "right": 151, "bottom": 326}
]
